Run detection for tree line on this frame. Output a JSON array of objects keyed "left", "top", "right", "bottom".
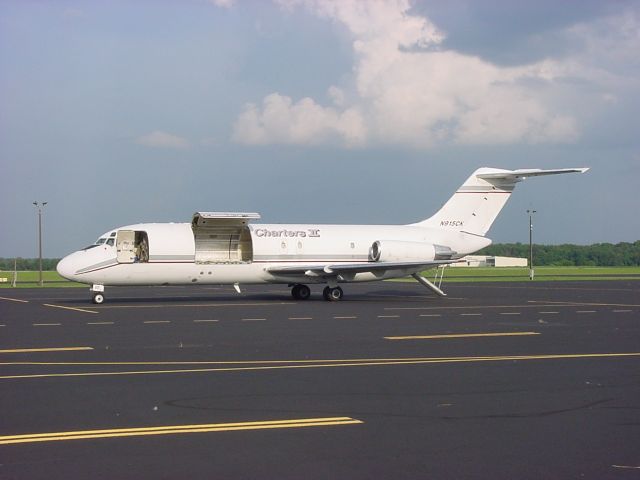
[
  {"left": 0, "top": 258, "right": 60, "bottom": 271},
  {"left": 1, "top": 241, "right": 639, "bottom": 270},
  {"left": 478, "top": 241, "right": 640, "bottom": 266}
]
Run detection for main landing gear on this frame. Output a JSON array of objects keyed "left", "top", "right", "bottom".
[
  {"left": 323, "top": 286, "right": 343, "bottom": 302},
  {"left": 290, "top": 284, "right": 344, "bottom": 301},
  {"left": 291, "top": 284, "right": 311, "bottom": 300}
]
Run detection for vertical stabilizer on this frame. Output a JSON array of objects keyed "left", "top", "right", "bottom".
[{"left": 412, "top": 167, "right": 588, "bottom": 236}]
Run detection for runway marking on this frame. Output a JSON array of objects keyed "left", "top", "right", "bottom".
[
  {"left": 87, "top": 322, "right": 114, "bottom": 325},
  {"left": 500, "top": 312, "right": 521, "bottom": 315},
  {"left": 460, "top": 313, "right": 482, "bottom": 316},
  {"left": 0, "top": 296, "right": 28, "bottom": 303},
  {"left": 241, "top": 318, "right": 266, "bottom": 322},
  {"left": 193, "top": 319, "right": 219, "bottom": 323},
  {"left": 384, "top": 332, "right": 540, "bottom": 340},
  {"left": 528, "top": 300, "right": 640, "bottom": 308},
  {"left": 612, "top": 310, "right": 632, "bottom": 313},
  {"left": 419, "top": 314, "right": 441, "bottom": 317},
  {"left": 576, "top": 310, "right": 596, "bottom": 313},
  {"left": 2, "top": 352, "right": 638, "bottom": 381},
  {"left": 612, "top": 465, "right": 640, "bottom": 470},
  {"left": 43, "top": 304, "right": 98, "bottom": 314},
  {"left": 91, "top": 302, "right": 293, "bottom": 310},
  {"left": 288, "top": 317, "right": 312, "bottom": 320},
  {"left": 32, "top": 323, "right": 61, "bottom": 327},
  {"left": 143, "top": 320, "right": 170, "bottom": 324},
  {"left": 0, "top": 417, "right": 363, "bottom": 445},
  {"left": 378, "top": 315, "right": 399, "bottom": 318},
  {"left": 538, "top": 311, "right": 558, "bottom": 314},
  {"left": 334, "top": 316, "right": 357, "bottom": 319},
  {"left": 0, "top": 347, "right": 93, "bottom": 354}
]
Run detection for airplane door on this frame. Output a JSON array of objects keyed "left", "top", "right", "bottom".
[{"left": 116, "top": 230, "right": 136, "bottom": 263}]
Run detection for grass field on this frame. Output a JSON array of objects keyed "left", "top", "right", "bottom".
[
  {"left": 1, "top": 266, "right": 639, "bottom": 288},
  {"left": 411, "top": 266, "right": 640, "bottom": 283},
  {"left": 0, "top": 271, "right": 84, "bottom": 288}
]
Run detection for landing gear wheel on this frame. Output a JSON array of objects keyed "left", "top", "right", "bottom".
[
  {"left": 291, "top": 284, "right": 311, "bottom": 300},
  {"left": 323, "top": 286, "right": 343, "bottom": 301},
  {"left": 92, "top": 293, "right": 105, "bottom": 304}
]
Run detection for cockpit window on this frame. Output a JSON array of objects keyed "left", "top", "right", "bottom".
[
  {"left": 109, "top": 232, "right": 116, "bottom": 237},
  {"left": 96, "top": 238, "right": 106, "bottom": 245},
  {"left": 106, "top": 238, "right": 115, "bottom": 246}
]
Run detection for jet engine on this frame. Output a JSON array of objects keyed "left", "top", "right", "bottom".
[{"left": 369, "top": 240, "right": 455, "bottom": 262}]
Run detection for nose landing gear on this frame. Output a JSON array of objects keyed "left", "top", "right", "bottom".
[{"left": 90, "top": 284, "right": 105, "bottom": 304}]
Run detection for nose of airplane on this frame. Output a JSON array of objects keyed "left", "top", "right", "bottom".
[{"left": 56, "top": 254, "right": 78, "bottom": 280}]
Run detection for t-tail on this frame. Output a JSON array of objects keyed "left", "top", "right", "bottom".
[{"left": 413, "top": 167, "right": 589, "bottom": 236}]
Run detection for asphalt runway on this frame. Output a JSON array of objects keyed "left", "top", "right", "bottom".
[{"left": 1, "top": 280, "right": 639, "bottom": 479}]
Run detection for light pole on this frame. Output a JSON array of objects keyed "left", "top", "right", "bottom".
[
  {"left": 33, "top": 201, "right": 48, "bottom": 286},
  {"left": 527, "top": 209, "right": 536, "bottom": 280}
]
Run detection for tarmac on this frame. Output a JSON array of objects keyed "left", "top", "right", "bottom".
[{"left": 1, "top": 280, "right": 639, "bottom": 479}]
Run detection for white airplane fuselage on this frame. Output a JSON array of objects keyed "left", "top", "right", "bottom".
[{"left": 57, "top": 222, "right": 489, "bottom": 287}]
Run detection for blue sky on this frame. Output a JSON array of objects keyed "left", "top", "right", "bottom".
[{"left": 1, "top": 0, "right": 638, "bottom": 258}]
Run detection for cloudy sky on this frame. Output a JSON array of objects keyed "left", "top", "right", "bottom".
[{"left": 1, "top": 0, "right": 638, "bottom": 258}]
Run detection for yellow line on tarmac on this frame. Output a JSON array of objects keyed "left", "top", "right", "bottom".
[
  {"left": 385, "top": 332, "right": 540, "bottom": 340},
  {"left": 0, "top": 347, "right": 93, "bottom": 354},
  {"left": 0, "top": 417, "right": 362, "bottom": 445},
  {"left": 0, "top": 296, "right": 28, "bottom": 303},
  {"left": 1, "top": 353, "right": 638, "bottom": 381},
  {"left": 43, "top": 304, "right": 98, "bottom": 314}
]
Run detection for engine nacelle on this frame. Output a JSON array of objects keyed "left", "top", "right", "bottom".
[
  {"left": 369, "top": 241, "right": 456, "bottom": 262},
  {"left": 369, "top": 240, "right": 434, "bottom": 262}
]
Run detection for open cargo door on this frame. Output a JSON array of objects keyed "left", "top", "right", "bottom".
[
  {"left": 192, "top": 212, "right": 260, "bottom": 264},
  {"left": 116, "top": 230, "right": 136, "bottom": 263}
]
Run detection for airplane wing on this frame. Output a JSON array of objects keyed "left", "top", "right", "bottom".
[{"left": 267, "top": 259, "right": 458, "bottom": 277}]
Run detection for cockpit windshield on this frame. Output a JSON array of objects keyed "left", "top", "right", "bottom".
[{"left": 96, "top": 238, "right": 106, "bottom": 245}]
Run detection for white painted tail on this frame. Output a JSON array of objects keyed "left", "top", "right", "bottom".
[{"left": 413, "top": 167, "right": 589, "bottom": 236}]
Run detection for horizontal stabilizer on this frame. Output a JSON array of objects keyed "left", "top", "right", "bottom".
[{"left": 476, "top": 168, "right": 589, "bottom": 181}]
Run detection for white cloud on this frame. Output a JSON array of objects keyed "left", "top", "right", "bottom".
[
  {"left": 136, "top": 131, "right": 191, "bottom": 149},
  {"left": 208, "top": 0, "right": 235, "bottom": 8},
  {"left": 233, "top": 0, "right": 640, "bottom": 148},
  {"left": 232, "top": 93, "right": 366, "bottom": 147}
]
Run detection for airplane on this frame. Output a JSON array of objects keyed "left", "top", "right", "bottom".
[{"left": 57, "top": 167, "right": 588, "bottom": 304}]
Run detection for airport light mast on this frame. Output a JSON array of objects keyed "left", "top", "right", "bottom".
[
  {"left": 527, "top": 209, "right": 536, "bottom": 280},
  {"left": 33, "top": 201, "right": 48, "bottom": 287}
]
